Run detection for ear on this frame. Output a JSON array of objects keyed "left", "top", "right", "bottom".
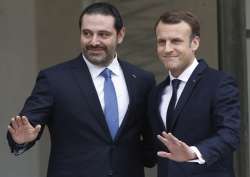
[
  {"left": 191, "top": 36, "right": 200, "bottom": 52},
  {"left": 117, "top": 27, "right": 126, "bottom": 44}
]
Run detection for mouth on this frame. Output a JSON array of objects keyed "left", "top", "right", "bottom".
[
  {"left": 87, "top": 47, "right": 105, "bottom": 55},
  {"left": 164, "top": 54, "right": 178, "bottom": 57},
  {"left": 88, "top": 47, "right": 104, "bottom": 51},
  {"left": 163, "top": 56, "right": 178, "bottom": 60}
]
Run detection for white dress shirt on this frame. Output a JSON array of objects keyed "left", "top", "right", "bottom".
[
  {"left": 159, "top": 58, "right": 205, "bottom": 164},
  {"left": 83, "top": 54, "right": 129, "bottom": 126}
]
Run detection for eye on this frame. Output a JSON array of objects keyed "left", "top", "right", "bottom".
[
  {"left": 99, "top": 31, "right": 111, "bottom": 38},
  {"left": 81, "top": 30, "right": 92, "bottom": 38},
  {"left": 157, "top": 39, "right": 166, "bottom": 46},
  {"left": 171, "top": 38, "right": 183, "bottom": 44}
]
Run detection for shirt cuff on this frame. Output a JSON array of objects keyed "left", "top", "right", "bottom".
[{"left": 188, "top": 146, "right": 206, "bottom": 164}]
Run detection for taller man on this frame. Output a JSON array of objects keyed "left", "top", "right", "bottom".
[
  {"left": 7, "top": 2, "right": 155, "bottom": 177},
  {"left": 148, "top": 10, "right": 240, "bottom": 177}
]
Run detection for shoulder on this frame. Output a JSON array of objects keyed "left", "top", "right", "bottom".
[
  {"left": 119, "top": 59, "right": 154, "bottom": 80},
  {"left": 206, "top": 67, "right": 236, "bottom": 85},
  {"left": 39, "top": 55, "right": 82, "bottom": 76},
  {"left": 198, "top": 59, "right": 237, "bottom": 83},
  {"left": 196, "top": 60, "right": 239, "bottom": 101},
  {"left": 119, "top": 59, "right": 156, "bottom": 91}
]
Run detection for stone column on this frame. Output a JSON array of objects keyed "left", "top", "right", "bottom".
[{"left": 218, "top": 0, "right": 248, "bottom": 177}]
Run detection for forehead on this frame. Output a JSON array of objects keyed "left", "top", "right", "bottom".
[
  {"left": 81, "top": 14, "right": 115, "bottom": 31},
  {"left": 156, "top": 21, "right": 192, "bottom": 39}
]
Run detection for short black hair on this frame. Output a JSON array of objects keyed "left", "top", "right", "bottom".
[{"left": 79, "top": 2, "right": 124, "bottom": 32}]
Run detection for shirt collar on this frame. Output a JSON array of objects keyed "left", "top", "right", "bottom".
[
  {"left": 169, "top": 58, "right": 199, "bottom": 83},
  {"left": 82, "top": 53, "right": 120, "bottom": 79}
]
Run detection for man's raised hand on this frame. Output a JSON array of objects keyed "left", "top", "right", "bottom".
[{"left": 8, "top": 116, "right": 41, "bottom": 144}]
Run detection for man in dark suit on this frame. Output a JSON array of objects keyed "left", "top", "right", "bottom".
[
  {"left": 7, "top": 2, "right": 155, "bottom": 177},
  {"left": 148, "top": 10, "right": 240, "bottom": 177}
]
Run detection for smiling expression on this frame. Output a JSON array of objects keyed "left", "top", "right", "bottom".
[
  {"left": 80, "top": 14, "right": 125, "bottom": 66},
  {"left": 156, "top": 21, "right": 200, "bottom": 77}
]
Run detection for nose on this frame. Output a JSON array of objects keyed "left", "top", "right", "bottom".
[
  {"left": 90, "top": 34, "right": 101, "bottom": 46},
  {"left": 164, "top": 41, "right": 173, "bottom": 53}
]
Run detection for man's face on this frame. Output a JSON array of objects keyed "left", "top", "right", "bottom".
[
  {"left": 80, "top": 14, "right": 125, "bottom": 66},
  {"left": 155, "top": 21, "right": 200, "bottom": 77}
]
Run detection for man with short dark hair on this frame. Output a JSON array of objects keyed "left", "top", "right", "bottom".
[
  {"left": 7, "top": 2, "right": 155, "bottom": 177},
  {"left": 149, "top": 10, "right": 240, "bottom": 177}
]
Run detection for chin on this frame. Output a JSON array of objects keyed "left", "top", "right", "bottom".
[{"left": 164, "top": 63, "right": 177, "bottom": 70}]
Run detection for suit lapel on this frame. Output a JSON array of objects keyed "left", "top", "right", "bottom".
[
  {"left": 169, "top": 60, "right": 208, "bottom": 131},
  {"left": 156, "top": 77, "right": 171, "bottom": 131},
  {"left": 70, "top": 55, "right": 111, "bottom": 138},
  {"left": 114, "top": 61, "right": 137, "bottom": 140}
]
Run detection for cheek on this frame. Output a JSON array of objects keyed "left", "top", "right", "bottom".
[
  {"left": 181, "top": 49, "right": 193, "bottom": 58},
  {"left": 107, "top": 40, "right": 118, "bottom": 49},
  {"left": 80, "top": 38, "right": 87, "bottom": 45},
  {"left": 157, "top": 47, "right": 164, "bottom": 55}
]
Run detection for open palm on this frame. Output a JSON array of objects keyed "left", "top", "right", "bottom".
[
  {"left": 8, "top": 116, "right": 41, "bottom": 144},
  {"left": 157, "top": 132, "right": 196, "bottom": 162}
]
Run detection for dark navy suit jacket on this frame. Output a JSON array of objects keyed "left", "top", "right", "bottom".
[
  {"left": 7, "top": 54, "right": 156, "bottom": 177},
  {"left": 148, "top": 59, "right": 240, "bottom": 177}
]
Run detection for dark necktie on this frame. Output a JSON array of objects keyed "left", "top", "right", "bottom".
[
  {"left": 100, "top": 68, "right": 119, "bottom": 139},
  {"left": 166, "top": 79, "right": 181, "bottom": 131}
]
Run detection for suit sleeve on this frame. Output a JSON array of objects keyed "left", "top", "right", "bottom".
[
  {"left": 141, "top": 73, "right": 157, "bottom": 167},
  {"left": 7, "top": 71, "right": 54, "bottom": 155},
  {"left": 196, "top": 74, "right": 240, "bottom": 166}
]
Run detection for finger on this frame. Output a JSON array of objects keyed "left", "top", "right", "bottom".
[
  {"left": 8, "top": 125, "right": 15, "bottom": 135},
  {"left": 162, "top": 132, "right": 177, "bottom": 144},
  {"left": 34, "top": 124, "right": 41, "bottom": 134},
  {"left": 157, "top": 151, "right": 172, "bottom": 159},
  {"left": 16, "top": 116, "right": 22, "bottom": 127},
  {"left": 168, "top": 134, "right": 189, "bottom": 149},
  {"left": 160, "top": 132, "right": 177, "bottom": 146},
  {"left": 159, "top": 134, "right": 183, "bottom": 152},
  {"left": 21, "top": 116, "right": 30, "bottom": 126},
  {"left": 179, "top": 140, "right": 188, "bottom": 148},
  {"left": 168, "top": 133, "right": 177, "bottom": 140},
  {"left": 158, "top": 151, "right": 183, "bottom": 162},
  {"left": 157, "top": 134, "right": 170, "bottom": 147},
  {"left": 11, "top": 117, "right": 18, "bottom": 129},
  {"left": 161, "top": 131, "right": 168, "bottom": 138},
  {"left": 167, "top": 133, "right": 180, "bottom": 145}
]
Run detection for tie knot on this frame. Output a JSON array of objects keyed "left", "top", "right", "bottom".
[
  {"left": 101, "top": 68, "right": 112, "bottom": 79},
  {"left": 171, "top": 79, "right": 181, "bottom": 90}
]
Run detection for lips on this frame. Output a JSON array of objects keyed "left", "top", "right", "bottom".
[
  {"left": 163, "top": 54, "right": 178, "bottom": 57},
  {"left": 87, "top": 46, "right": 106, "bottom": 53},
  {"left": 162, "top": 56, "right": 177, "bottom": 60},
  {"left": 87, "top": 49, "right": 105, "bottom": 56}
]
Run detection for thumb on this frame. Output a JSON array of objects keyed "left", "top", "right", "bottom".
[
  {"left": 34, "top": 124, "right": 41, "bottom": 134},
  {"left": 8, "top": 125, "right": 15, "bottom": 135}
]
